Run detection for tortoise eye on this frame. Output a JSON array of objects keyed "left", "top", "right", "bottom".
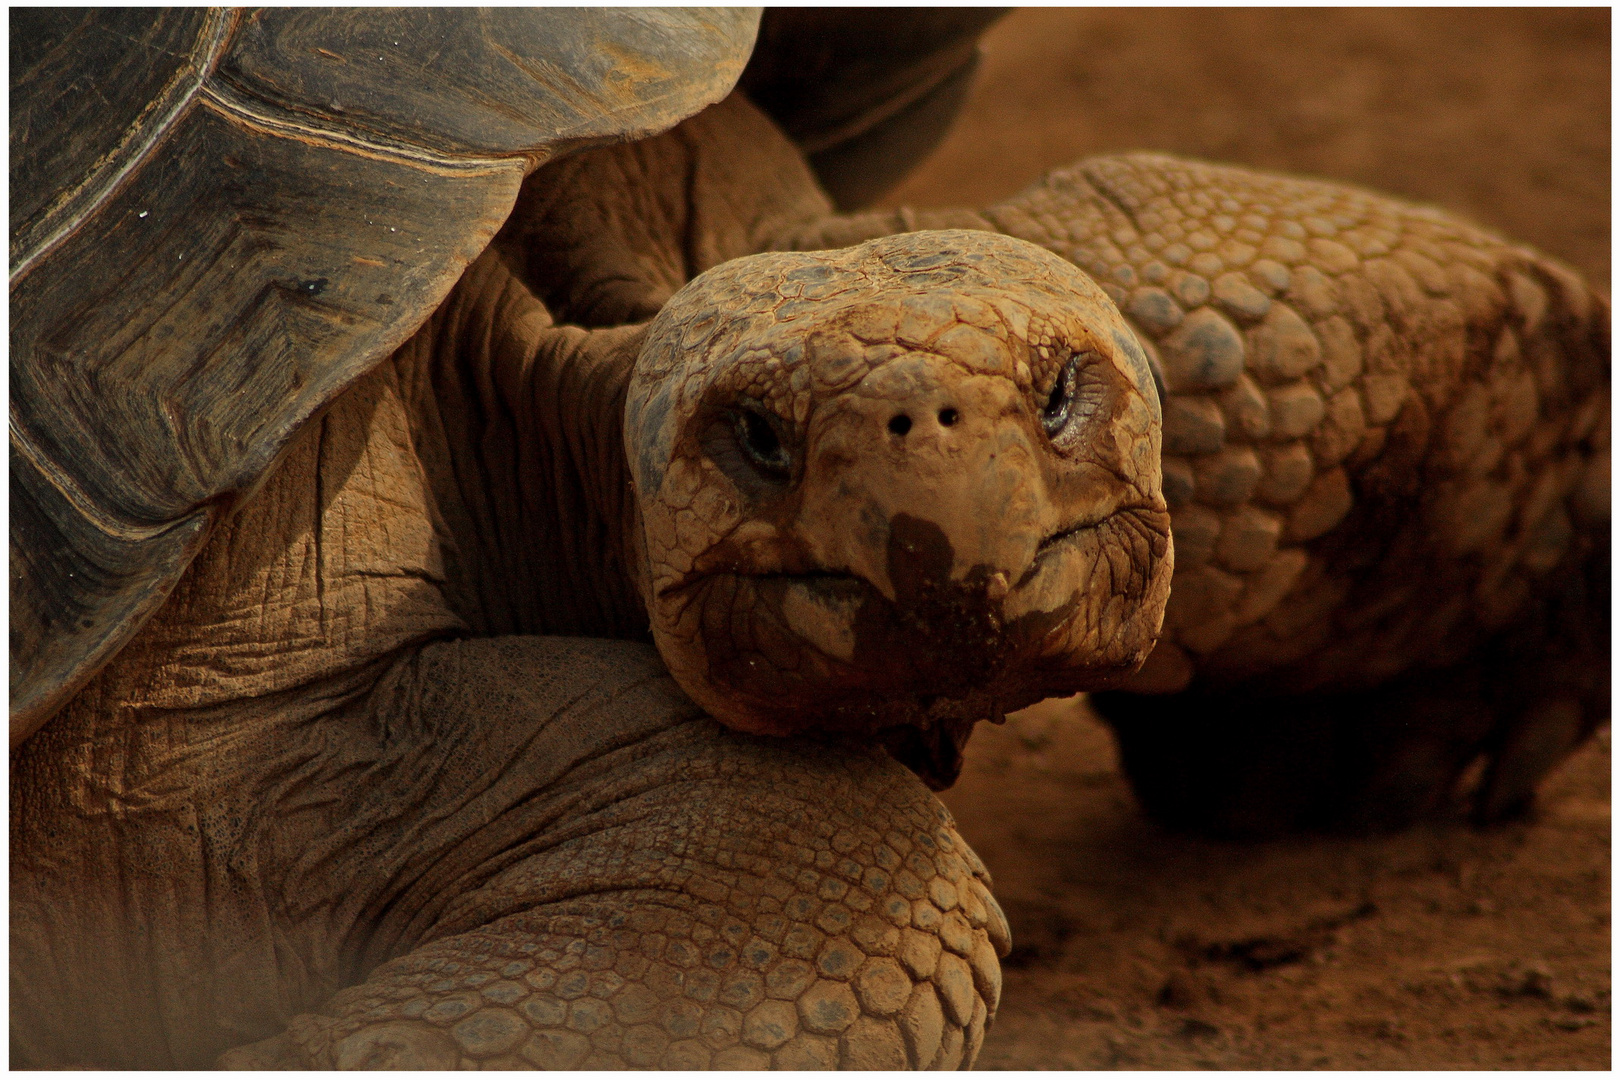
[
  {"left": 1041, "top": 352, "right": 1084, "bottom": 439},
  {"left": 734, "top": 407, "right": 792, "bottom": 477}
]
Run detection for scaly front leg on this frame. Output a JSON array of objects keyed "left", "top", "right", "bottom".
[{"left": 217, "top": 641, "right": 1007, "bottom": 1070}]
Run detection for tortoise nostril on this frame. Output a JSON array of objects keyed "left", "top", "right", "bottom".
[
  {"left": 938, "top": 407, "right": 959, "bottom": 427},
  {"left": 888, "top": 414, "right": 913, "bottom": 436}
]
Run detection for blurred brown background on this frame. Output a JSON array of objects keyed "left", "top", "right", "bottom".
[
  {"left": 877, "top": 8, "right": 1610, "bottom": 1069},
  {"left": 884, "top": 7, "right": 1609, "bottom": 289}
]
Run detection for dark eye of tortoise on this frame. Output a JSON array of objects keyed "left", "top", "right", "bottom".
[
  {"left": 1041, "top": 351, "right": 1084, "bottom": 439},
  {"left": 734, "top": 406, "right": 792, "bottom": 477}
]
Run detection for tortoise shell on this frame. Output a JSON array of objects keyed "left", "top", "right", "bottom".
[{"left": 9, "top": 7, "right": 760, "bottom": 743}]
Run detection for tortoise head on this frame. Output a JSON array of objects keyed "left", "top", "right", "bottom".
[{"left": 624, "top": 230, "right": 1172, "bottom": 778}]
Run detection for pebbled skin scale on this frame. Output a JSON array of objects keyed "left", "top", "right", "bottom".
[{"left": 984, "top": 153, "right": 1608, "bottom": 700}]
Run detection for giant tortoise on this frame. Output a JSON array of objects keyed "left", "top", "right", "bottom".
[{"left": 11, "top": 7, "right": 1608, "bottom": 1071}]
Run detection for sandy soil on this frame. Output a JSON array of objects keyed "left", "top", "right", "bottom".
[
  {"left": 877, "top": 8, "right": 1611, "bottom": 1070},
  {"left": 948, "top": 700, "right": 1608, "bottom": 1069}
]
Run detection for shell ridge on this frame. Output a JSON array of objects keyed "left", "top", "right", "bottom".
[{"left": 194, "top": 84, "right": 519, "bottom": 176}]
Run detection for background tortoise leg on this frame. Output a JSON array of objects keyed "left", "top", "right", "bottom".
[
  {"left": 215, "top": 637, "right": 1009, "bottom": 1071},
  {"left": 1098, "top": 666, "right": 1603, "bottom": 839},
  {"left": 1096, "top": 670, "right": 1504, "bottom": 837},
  {"left": 1469, "top": 535, "right": 1609, "bottom": 822},
  {"left": 1096, "top": 538, "right": 1608, "bottom": 836}
]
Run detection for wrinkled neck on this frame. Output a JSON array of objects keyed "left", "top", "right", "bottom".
[
  {"left": 500, "top": 318, "right": 649, "bottom": 639},
  {"left": 402, "top": 252, "right": 649, "bottom": 640}
]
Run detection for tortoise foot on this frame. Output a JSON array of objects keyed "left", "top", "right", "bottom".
[{"left": 1096, "top": 656, "right": 1604, "bottom": 839}]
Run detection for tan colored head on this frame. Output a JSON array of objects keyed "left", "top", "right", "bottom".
[{"left": 625, "top": 230, "right": 1171, "bottom": 778}]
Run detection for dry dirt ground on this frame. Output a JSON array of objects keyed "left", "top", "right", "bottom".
[{"left": 876, "top": 8, "right": 1611, "bottom": 1070}]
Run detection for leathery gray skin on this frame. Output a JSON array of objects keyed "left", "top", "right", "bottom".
[{"left": 624, "top": 231, "right": 1173, "bottom": 783}]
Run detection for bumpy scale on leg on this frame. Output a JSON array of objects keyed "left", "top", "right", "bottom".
[
  {"left": 218, "top": 669, "right": 1008, "bottom": 1070},
  {"left": 980, "top": 154, "right": 1608, "bottom": 830}
]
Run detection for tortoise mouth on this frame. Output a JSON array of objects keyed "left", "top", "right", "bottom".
[
  {"left": 1021, "top": 512, "right": 1113, "bottom": 587},
  {"left": 651, "top": 506, "right": 1166, "bottom": 739},
  {"left": 658, "top": 512, "right": 1120, "bottom": 602}
]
